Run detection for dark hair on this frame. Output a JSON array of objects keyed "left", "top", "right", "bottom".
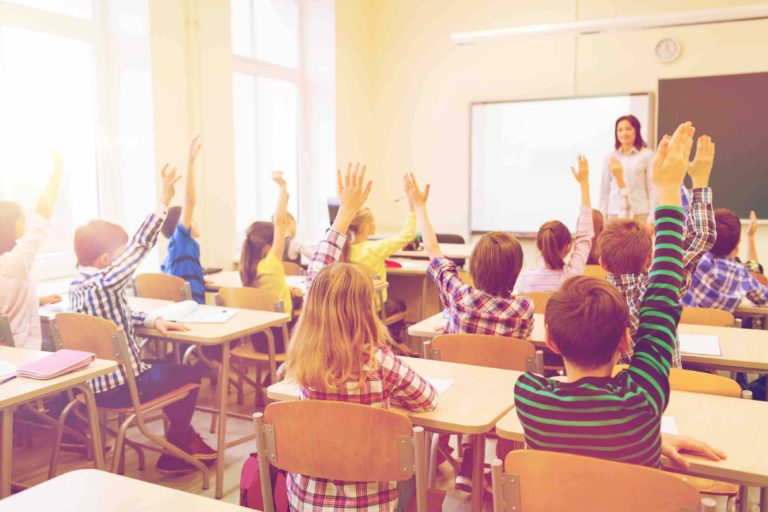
[
  {"left": 711, "top": 209, "right": 741, "bottom": 257},
  {"left": 546, "top": 275, "right": 629, "bottom": 368},
  {"left": 614, "top": 115, "right": 647, "bottom": 150},
  {"left": 598, "top": 220, "right": 652, "bottom": 274},
  {"left": 161, "top": 206, "right": 182, "bottom": 239},
  {"left": 536, "top": 221, "right": 571, "bottom": 270},
  {"left": 240, "top": 221, "right": 274, "bottom": 287},
  {"left": 74, "top": 220, "right": 129, "bottom": 267},
  {"left": 469, "top": 232, "right": 524, "bottom": 296},
  {"left": 0, "top": 201, "right": 23, "bottom": 255},
  {"left": 587, "top": 209, "right": 605, "bottom": 265}
]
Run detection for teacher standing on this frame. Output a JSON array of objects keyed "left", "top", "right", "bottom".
[{"left": 599, "top": 115, "right": 655, "bottom": 224}]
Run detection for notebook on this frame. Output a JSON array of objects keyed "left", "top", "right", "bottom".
[
  {"left": 679, "top": 334, "right": 721, "bottom": 356},
  {"left": 0, "top": 361, "right": 17, "bottom": 384},
  {"left": 425, "top": 376, "right": 454, "bottom": 396},
  {"left": 16, "top": 349, "right": 95, "bottom": 380},
  {"left": 149, "top": 300, "right": 239, "bottom": 324}
]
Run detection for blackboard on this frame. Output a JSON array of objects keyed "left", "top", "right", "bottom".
[{"left": 658, "top": 72, "right": 768, "bottom": 219}]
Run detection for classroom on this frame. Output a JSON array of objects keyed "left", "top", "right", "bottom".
[{"left": 1, "top": 0, "right": 768, "bottom": 511}]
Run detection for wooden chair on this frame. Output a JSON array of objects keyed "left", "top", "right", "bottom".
[
  {"left": 282, "top": 261, "right": 302, "bottom": 276},
  {"left": 522, "top": 291, "right": 551, "bottom": 314},
  {"left": 681, "top": 307, "right": 737, "bottom": 327},
  {"left": 253, "top": 401, "right": 429, "bottom": 512},
  {"left": 584, "top": 264, "right": 608, "bottom": 280},
  {"left": 425, "top": 334, "right": 543, "bottom": 374},
  {"left": 217, "top": 287, "right": 287, "bottom": 405},
  {"left": 751, "top": 271, "right": 768, "bottom": 286},
  {"left": 50, "top": 313, "right": 208, "bottom": 488},
  {"left": 133, "top": 273, "right": 192, "bottom": 302},
  {"left": 491, "top": 450, "right": 714, "bottom": 512},
  {"left": 0, "top": 315, "right": 13, "bottom": 347}
]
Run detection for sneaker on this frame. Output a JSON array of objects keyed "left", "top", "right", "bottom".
[
  {"left": 156, "top": 454, "right": 198, "bottom": 474},
  {"left": 184, "top": 430, "right": 217, "bottom": 462},
  {"left": 454, "top": 445, "right": 474, "bottom": 493}
]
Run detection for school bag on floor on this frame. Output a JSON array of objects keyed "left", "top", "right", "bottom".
[{"left": 240, "top": 452, "right": 288, "bottom": 511}]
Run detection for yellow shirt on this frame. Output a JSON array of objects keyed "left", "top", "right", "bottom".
[
  {"left": 350, "top": 212, "right": 416, "bottom": 302},
  {"left": 257, "top": 251, "right": 292, "bottom": 315}
]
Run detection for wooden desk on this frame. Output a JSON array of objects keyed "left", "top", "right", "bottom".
[
  {"left": 736, "top": 301, "right": 768, "bottom": 330},
  {"left": 494, "top": 390, "right": 768, "bottom": 509},
  {"left": 205, "top": 270, "right": 388, "bottom": 294},
  {"left": 408, "top": 313, "right": 768, "bottom": 374},
  {"left": 129, "top": 297, "right": 289, "bottom": 500},
  {"left": 0, "top": 347, "right": 117, "bottom": 498},
  {"left": 267, "top": 357, "right": 522, "bottom": 512},
  {"left": 385, "top": 259, "right": 441, "bottom": 325},
  {"left": 395, "top": 243, "right": 473, "bottom": 260},
  {"left": 0, "top": 469, "right": 245, "bottom": 511}
]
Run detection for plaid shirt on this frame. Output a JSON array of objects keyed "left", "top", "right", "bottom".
[
  {"left": 683, "top": 252, "right": 768, "bottom": 312},
  {"left": 607, "top": 188, "right": 716, "bottom": 368},
  {"left": 69, "top": 204, "right": 167, "bottom": 393},
  {"left": 290, "top": 230, "right": 438, "bottom": 511},
  {"left": 427, "top": 256, "right": 534, "bottom": 339}
]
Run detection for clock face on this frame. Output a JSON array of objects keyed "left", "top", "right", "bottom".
[{"left": 656, "top": 37, "right": 681, "bottom": 63}]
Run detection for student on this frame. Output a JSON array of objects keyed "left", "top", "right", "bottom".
[
  {"left": 340, "top": 170, "right": 417, "bottom": 346},
  {"left": 284, "top": 163, "right": 437, "bottom": 511},
  {"left": 161, "top": 136, "right": 205, "bottom": 304},
  {"left": 70, "top": 164, "right": 215, "bottom": 473},
  {"left": 586, "top": 209, "right": 604, "bottom": 265},
  {"left": 282, "top": 212, "right": 315, "bottom": 265},
  {"left": 683, "top": 207, "right": 768, "bottom": 312},
  {"left": 516, "top": 155, "right": 594, "bottom": 293},
  {"left": 406, "top": 173, "right": 533, "bottom": 339},
  {"left": 514, "top": 122, "right": 694, "bottom": 467},
  {"left": 0, "top": 153, "right": 62, "bottom": 350},
  {"left": 600, "top": 134, "right": 716, "bottom": 367}
]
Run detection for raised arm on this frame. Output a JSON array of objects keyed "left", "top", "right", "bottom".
[
  {"left": 404, "top": 173, "right": 441, "bottom": 259},
  {"left": 305, "top": 163, "right": 372, "bottom": 288},
  {"left": 609, "top": 154, "right": 631, "bottom": 219},
  {"left": 747, "top": 210, "right": 759, "bottom": 263},
  {"left": 599, "top": 157, "right": 611, "bottom": 214},
  {"left": 682, "top": 135, "right": 716, "bottom": 274},
  {"left": 565, "top": 155, "right": 594, "bottom": 275},
  {"left": 180, "top": 135, "right": 201, "bottom": 230},
  {"left": 269, "top": 171, "right": 290, "bottom": 261}
]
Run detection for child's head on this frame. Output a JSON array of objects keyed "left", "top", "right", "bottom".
[
  {"left": 536, "top": 221, "right": 572, "bottom": 270},
  {"left": 74, "top": 220, "right": 129, "bottom": 268},
  {"left": 711, "top": 208, "right": 741, "bottom": 257},
  {"left": 545, "top": 275, "right": 631, "bottom": 369},
  {"left": 598, "top": 220, "right": 652, "bottom": 275},
  {"left": 0, "top": 201, "right": 25, "bottom": 255},
  {"left": 469, "top": 232, "right": 524, "bottom": 296},
  {"left": 587, "top": 209, "right": 605, "bottom": 265},
  {"left": 286, "top": 261, "right": 391, "bottom": 389},
  {"left": 240, "top": 221, "right": 274, "bottom": 286},
  {"left": 340, "top": 208, "right": 376, "bottom": 262}
]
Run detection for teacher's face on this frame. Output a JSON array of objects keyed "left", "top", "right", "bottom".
[{"left": 616, "top": 120, "right": 636, "bottom": 147}]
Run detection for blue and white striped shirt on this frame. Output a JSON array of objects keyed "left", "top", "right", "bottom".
[{"left": 69, "top": 203, "right": 167, "bottom": 393}]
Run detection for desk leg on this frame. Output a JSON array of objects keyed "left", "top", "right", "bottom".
[
  {"left": 760, "top": 486, "right": 766, "bottom": 512},
  {"left": 1, "top": 407, "right": 13, "bottom": 498},
  {"left": 469, "top": 433, "right": 485, "bottom": 512},
  {"left": 215, "top": 341, "right": 230, "bottom": 499},
  {"left": 75, "top": 383, "right": 105, "bottom": 470}
]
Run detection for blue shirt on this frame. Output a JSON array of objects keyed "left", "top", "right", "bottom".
[{"left": 161, "top": 224, "right": 205, "bottom": 304}]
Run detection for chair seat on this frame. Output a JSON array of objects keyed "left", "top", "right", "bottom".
[
  {"left": 82, "top": 383, "right": 200, "bottom": 414},
  {"left": 232, "top": 344, "right": 287, "bottom": 362},
  {"left": 668, "top": 472, "right": 739, "bottom": 496}
]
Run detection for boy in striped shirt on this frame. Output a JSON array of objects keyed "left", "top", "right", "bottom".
[{"left": 514, "top": 122, "right": 694, "bottom": 468}]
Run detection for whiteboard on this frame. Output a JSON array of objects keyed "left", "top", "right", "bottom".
[{"left": 470, "top": 94, "right": 653, "bottom": 234}]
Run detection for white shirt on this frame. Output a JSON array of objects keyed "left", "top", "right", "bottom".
[
  {"left": 599, "top": 147, "right": 655, "bottom": 217},
  {"left": 0, "top": 214, "right": 48, "bottom": 350}
]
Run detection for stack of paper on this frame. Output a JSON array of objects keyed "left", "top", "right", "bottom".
[
  {"left": 0, "top": 361, "right": 17, "bottom": 384},
  {"left": 679, "top": 334, "right": 721, "bottom": 356},
  {"left": 148, "top": 300, "right": 239, "bottom": 324},
  {"left": 16, "top": 349, "right": 94, "bottom": 380},
  {"left": 661, "top": 416, "right": 679, "bottom": 435},
  {"left": 425, "top": 376, "right": 455, "bottom": 396}
]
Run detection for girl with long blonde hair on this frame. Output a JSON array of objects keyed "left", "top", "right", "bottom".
[{"left": 284, "top": 163, "right": 437, "bottom": 512}]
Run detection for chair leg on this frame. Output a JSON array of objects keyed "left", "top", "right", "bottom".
[
  {"left": 237, "top": 358, "right": 244, "bottom": 405},
  {"left": 136, "top": 418, "right": 210, "bottom": 490},
  {"left": 491, "top": 459, "right": 503, "bottom": 512},
  {"left": 413, "top": 427, "right": 427, "bottom": 512},
  {"left": 110, "top": 413, "right": 135, "bottom": 474},
  {"left": 428, "top": 432, "right": 439, "bottom": 489},
  {"left": 48, "top": 398, "right": 80, "bottom": 479}
]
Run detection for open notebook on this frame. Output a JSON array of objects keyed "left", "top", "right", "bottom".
[
  {"left": 148, "top": 300, "right": 239, "bottom": 324},
  {"left": 16, "top": 349, "right": 95, "bottom": 380}
]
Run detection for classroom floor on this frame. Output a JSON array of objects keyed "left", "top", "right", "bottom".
[{"left": 9, "top": 376, "right": 495, "bottom": 511}]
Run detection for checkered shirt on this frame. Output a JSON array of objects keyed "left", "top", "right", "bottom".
[{"left": 683, "top": 252, "right": 768, "bottom": 312}]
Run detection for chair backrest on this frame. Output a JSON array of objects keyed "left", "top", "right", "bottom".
[
  {"left": 134, "top": 273, "right": 191, "bottom": 302},
  {"left": 613, "top": 365, "right": 742, "bottom": 398},
  {"left": 0, "top": 315, "right": 14, "bottom": 347},
  {"left": 523, "top": 291, "right": 552, "bottom": 314},
  {"left": 427, "top": 334, "right": 543, "bottom": 373},
  {"left": 52, "top": 312, "right": 120, "bottom": 361},
  {"left": 436, "top": 233, "right": 465, "bottom": 244},
  {"left": 282, "top": 261, "right": 302, "bottom": 276},
  {"left": 681, "top": 307, "right": 735, "bottom": 327},
  {"left": 217, "top": 286, "right": 282, "bottom": 312},
  {"left": 493, "top": 450, "right": 707, "bottom": 512},
  {"left": 584, "top": 264, "right": 608, "bottom": 280}
]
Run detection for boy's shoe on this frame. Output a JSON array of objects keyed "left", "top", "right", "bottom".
[
  {"left": 156, "top": 454, "right": 197, "bottom": 474},
  {"left": 185, "top": 430, "right": 217, "bottom": 463},
  {"left": 454, "top": 446, "right": 492, "bottom": 495}
]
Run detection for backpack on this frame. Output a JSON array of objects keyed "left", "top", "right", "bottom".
[{"left": 240, "top": 452, "right": 288, "bottom": 511}]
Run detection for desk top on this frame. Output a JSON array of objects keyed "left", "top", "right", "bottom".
[
  {"left": 494, "top": 390, "right": 768, "bottom": 486},
  {"left": 387, "top": 259, "right": 430, "bottom": 276},
  {"left": 0, "top": 469, "right": 246, "bottom": 511},
  {"left": 267, "top": 356, "right": 521, "bottom": 434},
  {"left": 130, "top": 297, "right": 290, "bottom": 345},
  {"left": 0, "top": 347, "right": 117, "bottom": 410},
  {"left": 408, "top": 313, "right": 768, "bottom": 373},
  {"left": 205, "top": 270, "right": 387, "bottom": 293},
  {"left": 394, "top": 244, "right": 472, "bottom": 260}
]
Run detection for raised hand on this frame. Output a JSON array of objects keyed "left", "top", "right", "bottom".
[
  {"left": 160, "top": 164, "right": 182, "bottom": 206},
  {"left": 687, "top": 135, "right": 715, "bottom": 188},
  {"left": 333, "top": 162, "right": 372, "bottom": 233},
  {"left": 403, "top": 173, "right": 430, "bottom": 209},
  {"left": 609, "top": 156, "right": 625, "bottom": 188},
  {"left": 272, "top": 170, "right": 287, "bottom": 189},
  {"left": 571, "top": 154, "right": 589, "bottom": 185},
  {"left": 748, "top": 210, "right": 758, "bottom": 238},
  {"left": 652, "top": 122, "right": 694, "bottom": 206},
  {"left": 188, "top": 134, "right": 202, "bottom": 164}
]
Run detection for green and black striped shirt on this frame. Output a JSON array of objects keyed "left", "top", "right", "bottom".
[{"left": 514, "top": 206, "right": 685, "bottom": 467}]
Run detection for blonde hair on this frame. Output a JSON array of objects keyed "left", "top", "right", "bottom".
[
  {"left": 285, "top": 262, "right": 392, "bottom": 389},
  {"left": 340, "top": 208, "right": 375, "bottom": 262}
]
